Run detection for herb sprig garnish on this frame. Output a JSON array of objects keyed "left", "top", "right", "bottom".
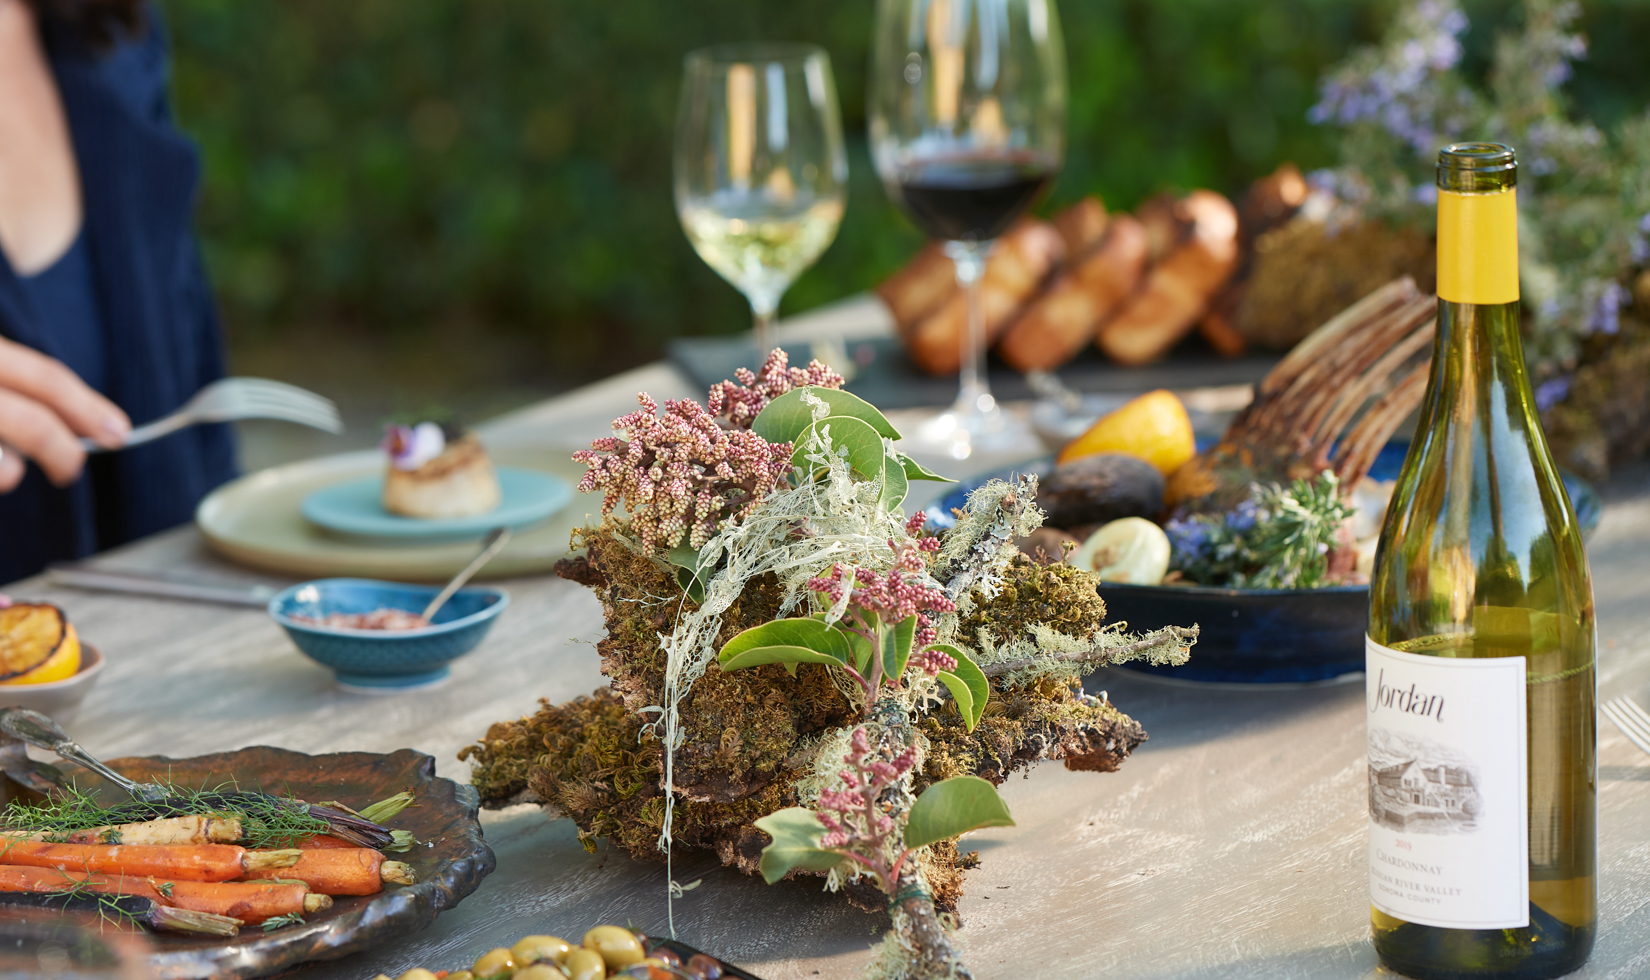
[
  {"left": 2, "top": 781, "right": 331, "bottom": 849},
  {"left": 260, "top": 912, "right": 306, "bottom": 932}
]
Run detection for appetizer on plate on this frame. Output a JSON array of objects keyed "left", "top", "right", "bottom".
[{"left": 381, "top": 421, "right": 502, "bottom": 519}]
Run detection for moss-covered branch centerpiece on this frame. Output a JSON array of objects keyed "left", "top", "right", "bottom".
[{"left": 461, "top": 351, "right": 1199, "bottom": 979}]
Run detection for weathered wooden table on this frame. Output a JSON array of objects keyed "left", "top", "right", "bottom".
[{"left": 7, "top": 300, "right": 1650, "bottom": 979}]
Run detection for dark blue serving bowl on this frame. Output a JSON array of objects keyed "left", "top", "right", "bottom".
[
  {"left": 926, "top": 442, "right": 1601, "bottom": 684},
  {"left": 269, "top": 578, "right": 508, "bottom": 692},
  {"left": 1098, "top": 581, "right": 1369, "bottom": 684}
]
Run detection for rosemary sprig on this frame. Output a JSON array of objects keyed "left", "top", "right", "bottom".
[{"left": 260, "top": 912, "right": 306, "bottom": 932}]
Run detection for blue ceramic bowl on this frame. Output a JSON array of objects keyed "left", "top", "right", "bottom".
[{"left": 269, "top": 578, "right": 508, "bottom": 691}]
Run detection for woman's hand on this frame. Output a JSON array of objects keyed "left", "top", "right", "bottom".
[{"left": 0, "top": 335, "right": 130, "bottom": 491}]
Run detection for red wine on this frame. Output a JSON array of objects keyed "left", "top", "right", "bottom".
[{"left": 894, "top": 157, "right": 1054, "bottom": 242}]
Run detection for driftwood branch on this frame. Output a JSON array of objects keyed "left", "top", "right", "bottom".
[
  {"left": 863, "top": 698, "right": 973, "bottom": 980},
  {"left": 897, "top": 864, "right": 972, "bottom": 980},
  {"left": 981, "top": 624, "right": 1201, "bottom": 677}
]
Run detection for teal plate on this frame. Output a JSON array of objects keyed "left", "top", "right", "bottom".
[{"left": 301, "top": 467, "right": 573, "bottom": 539}]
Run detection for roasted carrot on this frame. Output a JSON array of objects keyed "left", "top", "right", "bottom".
[
  {"left": 4, "top": 814, "right": 243, "bottom": 846},
  {"left": 242, "top": 847, "right": 414, "bottom": 896},
  {"left": 0, "top": 865, "right": 331, "bottom": 923},
  {"left": 162, "top": 878, "right": 331, "bottom": 922},
  {"left": 0, "top": 840, "right": 299, "bottom": 881},
  {"left": 291, "top": 834, "right": 361, "bottom": 850}
]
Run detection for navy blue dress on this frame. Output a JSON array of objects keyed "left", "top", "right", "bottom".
[{"left": 0, "top": 7, "right": 237, "bottom": 585}]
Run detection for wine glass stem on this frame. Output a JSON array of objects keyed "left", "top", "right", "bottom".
[
  {"left": 752, "top": 300, "right": 777, "bottom": 364},
  {"left": 947, "top": 241, "right": 993, "bottom": 415}
]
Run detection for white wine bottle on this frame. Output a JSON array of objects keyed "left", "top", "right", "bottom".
[{"left": 1367, "top": 143, "right": 1596, "bottom": 979}]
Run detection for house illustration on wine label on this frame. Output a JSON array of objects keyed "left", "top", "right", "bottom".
[{"left": 1368, "top": 732, "right": 1483, "bottom": 834}]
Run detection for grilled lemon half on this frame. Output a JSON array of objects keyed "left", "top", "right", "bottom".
[{"left": 0, "top": 603, "right": 81, "bottom": 685}]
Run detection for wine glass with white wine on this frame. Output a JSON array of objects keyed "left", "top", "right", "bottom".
[{"left": 675, "top": 44, "right": 848, "bottom": 364}]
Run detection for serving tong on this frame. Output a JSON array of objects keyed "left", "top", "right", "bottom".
[{"left": 0, "top": 708, "right": 393, "bottom": 847}]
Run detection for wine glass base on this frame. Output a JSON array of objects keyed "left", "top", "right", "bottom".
[{"left": 912, "top": 399, "right": 1032, "bottom": 460}]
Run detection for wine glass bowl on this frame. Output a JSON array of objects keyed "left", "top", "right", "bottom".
[
  {"left": 675, "top": 43, "right": 848, "bottom": 363},
  {"left": 869, "top": 0, "right": 1065, "bottom": 458}
]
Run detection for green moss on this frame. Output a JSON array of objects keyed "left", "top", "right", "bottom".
[
  {"left": 919, "top": 676, "right": 1146, "bottom": 786},
  {"left": 957, "top": 555, "right": 1109, "bottom": 652}
]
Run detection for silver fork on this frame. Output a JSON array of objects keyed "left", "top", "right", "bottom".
[
  {"left": 1601, "top": 696, "right": 1650, "bottom": 757},
  {"left": 81, "top": 377, "right": 343, "bottom": 452}
]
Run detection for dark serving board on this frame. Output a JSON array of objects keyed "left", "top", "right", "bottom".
[
  {"left": 66, "top": 747, "right": 495, "bottom": 980},
  {"left": 669, "top": 334, "right": 1280, "bottom": 410}
]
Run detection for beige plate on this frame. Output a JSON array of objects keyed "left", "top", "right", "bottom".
[{"left": 196, "top": 446, "right": 596, "bottom": 581}]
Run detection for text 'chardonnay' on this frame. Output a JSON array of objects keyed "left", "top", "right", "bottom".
[{"left": 1367, "top": 142, "right": 1596, "bottom": 980}]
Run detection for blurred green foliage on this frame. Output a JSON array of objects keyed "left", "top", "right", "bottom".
[{"left": 162, "top": 0, "right": 1650, "bottom": 382}]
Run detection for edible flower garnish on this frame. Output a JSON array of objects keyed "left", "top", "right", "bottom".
[{"left": 382, "top": 422, "right": 446, "bottom": 471}]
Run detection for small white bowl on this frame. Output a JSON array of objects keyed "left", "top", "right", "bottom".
[{"left": 0, "top": 645, "right": 106, "bottom": 727}]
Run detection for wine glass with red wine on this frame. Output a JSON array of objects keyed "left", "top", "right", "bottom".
[{"left": 868, "top": 0, "right": 1065, "bottom": 458}]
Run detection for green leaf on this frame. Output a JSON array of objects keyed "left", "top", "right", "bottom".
[
  {"left": 752, "top": 808, "right": 844, "bottom": 884},
  {"left": 663, "top": 545, "right": 701, "bottom": 572},
  {"left": 753, "top": 387, "right": 902, "bottom": 444},
  {"left": 880, "top": 450, "right": 909, "bottom": 512},
  {"left": 812, "top": 615, "right": 874, "bottom": 674},
  {"left": 791, "top": 416, "right": 887, "bottom": 482},
  {"left": 718, "top": 618, "right": 851, "bottom": 670},
  {"left": 882, "top": 614, "right": 916, "bottom": 681},
  {"left": 665, "top": 545, "right": 709, "bottom": 603},
  {"left": 928, "top": 643, "right": 989, "bottom": 731},
  {"left": 899, "top": 454, "right": 953, "bottom": 483},
  {"left": 903, "top": 776, "right": 1016, "bottom": 851},
  {"left": 720, "top": 645, "right": 848, "bottom": 675}
]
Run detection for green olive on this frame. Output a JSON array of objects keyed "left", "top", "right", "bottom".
[
  {"left": 562, "top": 948, "right": 607, "bottom": 980},
  {"left": 397, "top": 971, "right": 439, "bottom": 980},
  {"left": 582, "top": 926, "right": 644, "bottom": 971},
  {"left": 512, "top": 936, "right": 574, "bottom": 966},
  {"left": 514, "top": 966, "right": 569, "bottom": 980},
  {"left": 470, "top": 948, "right": 516, "bottom": 979}
]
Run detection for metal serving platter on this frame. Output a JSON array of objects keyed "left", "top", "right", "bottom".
[{"left": 43, "top": 747, "right": 495, "bottom": 980}]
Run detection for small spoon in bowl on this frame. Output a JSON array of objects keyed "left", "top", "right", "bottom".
[{"left": 420, "top": 526, "right": 512, "bottom": 623}]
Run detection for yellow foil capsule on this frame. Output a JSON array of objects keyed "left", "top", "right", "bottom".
[{"left": 1436, "top": 187, "right": 1519, "bottom": 304}]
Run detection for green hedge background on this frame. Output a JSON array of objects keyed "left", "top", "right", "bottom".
[{"left": 164, "top": 0, "right": 1650, "bottom": 389}]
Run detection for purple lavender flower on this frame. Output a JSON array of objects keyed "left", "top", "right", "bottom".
[
  {"left": 1226, "top": 498, "right": 1267, "bottom": 533},
  {"left": 1308, "top": 0, "right": 1465, "bottom": 151},
  {"left": 1585, "top": 282, "right": 1626, "bottom": 336},
  {"left": 1534, "top": 376, "right": 1573, "bottom": 413},
  {"left": 1632, "top": 213, "right": 1650, "bottom": 265},
  {"left": 1165, "top": 518, "right": 1212, "bottom": 561}
]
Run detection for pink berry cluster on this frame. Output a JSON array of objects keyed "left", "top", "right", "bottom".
[
  {"left": 816, "top": 727, "right": 919, "bottom": 850},
  {"left": 707, "top": 349, "right": 846, "bottom": 429},
  {"left": 915, "top": 647, "right": 957, "bottom": 677},
  {"left": 807, "top": 523, "right": 949, "bottom": 647},
  {"left": 573, "top": 392, "right": 792, "bottom": 551}
]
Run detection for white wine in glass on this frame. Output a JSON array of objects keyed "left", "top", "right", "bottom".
[{"left": 675, "top": 44, "right": 848, "bottom": 364}]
